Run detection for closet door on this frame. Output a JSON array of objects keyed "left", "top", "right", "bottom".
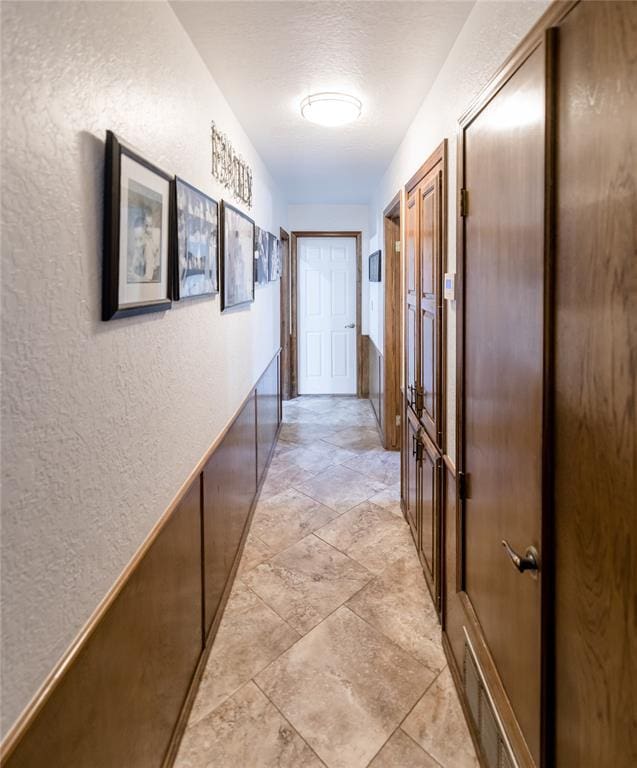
[
  {"left": 419, "top": 168, "right": 442, "bottom": 447},
  {"left": 405, "top": 191, "right": 419, "bottom": 418},
  {"left": 461, "top": 42, "right": 547, "bottom": 765}
]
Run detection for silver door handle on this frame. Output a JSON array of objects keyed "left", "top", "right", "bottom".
[
  {"left": 344, "top": 323, "right": 355, "bottom": 328},
  {"left": 501, "top": 540, "right": 540, "bottom": 574}
]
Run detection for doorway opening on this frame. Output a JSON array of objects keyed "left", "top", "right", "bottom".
[
  {"left": 289, "top": 231, "right": 363, "bottom": 397},
  {"left": 382, "top": 193, "right": 402, "bottom": 449}
]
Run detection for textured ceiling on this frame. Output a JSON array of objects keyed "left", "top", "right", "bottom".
[{"left": 171, "top": 1, "right": 475, "bottom": 203}]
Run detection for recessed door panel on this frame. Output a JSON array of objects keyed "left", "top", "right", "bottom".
[
  {"left": 419, "top": 168, "right": 441, "bottom": 446},
  {"left": 298, "top": 237, "right": 357, "bottom": 394},
  {"left": 462, "top": 43, "right": 546, "bottom": 764},
  {"left": 419, "top": 431, "right": 440, "bottom": 609}
]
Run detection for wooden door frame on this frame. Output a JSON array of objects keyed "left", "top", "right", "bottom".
[
  {"left": 290, "top": 231, "right": 363, "bottom": 398},
  {"left": 279, "top": 228, "right": 292, "bottom": 400},
  {"left": 383, "top": 193, "right": 402, "bottom": 449}
]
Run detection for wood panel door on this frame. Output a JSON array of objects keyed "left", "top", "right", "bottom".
[
  {"left": 405, "top": 192, "right": 419, "bottom": 417},
  {"left": 461, "top": 42, "right": 547, "bottom": 765},
  {"left": 419, "top": 168, "right": 442, "bottom": 446}
]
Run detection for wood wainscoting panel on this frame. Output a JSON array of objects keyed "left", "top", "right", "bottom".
[
  {"left": 553, "top": 2, "right": 637, "bottom": 765},
  {"left": 4, "top": 478, "right": 203, "bottom": 768},
  {"left": 368, "top": 337, "right": 383, "bottom": 433},
  {"left": 257, "top": 354, "right": 281, "bottom": 481},
  {"left": 203, "top": 392, "right": 258, "bottom": 636}
]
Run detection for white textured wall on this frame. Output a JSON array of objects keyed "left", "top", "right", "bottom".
[
  {"left": 0, "top": 0, "right": 286, "bottom": 737},
  {"left": 287, "top": 204, "right": 372, "bottom": 337},
  {"left": 370, "top": 0, "right": 550, "bottom": 461}
]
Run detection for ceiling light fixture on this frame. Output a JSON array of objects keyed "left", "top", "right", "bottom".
[{"left": 300, "top": 92, "right": 362, "bottom": 127}]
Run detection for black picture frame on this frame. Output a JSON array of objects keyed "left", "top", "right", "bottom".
[
  {"left": 102, "top": 130, "right": 174, "bottom": 320},
  {"left": 254, "top": 225, "right": 269, "bottom": 286},
  {"left": 173, "top": 177, "right": 219, "bottom": 301},
  {"left": 220, "top": 200, "right": 255, "bottom": 311},
  {"left": 369, "top": 250, "right": 382, "bottom": 282}
]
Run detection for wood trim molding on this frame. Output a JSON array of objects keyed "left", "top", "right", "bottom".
[
  {"left": 0, "top": 348, "right": 282, "bottom": 763},
  {"left": 290, "top": 231, "right": 364, "bottom": 397},
  {"left": 405, "top": 139, "right": 446, "bottom": 194},
  {"left": 458, "top": 0, "right": 578, "bottom": 129},
  {"left": 382, "top": 191, "right": 401, "bottom": 450}
]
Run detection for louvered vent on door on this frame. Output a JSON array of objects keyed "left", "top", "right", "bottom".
[{"left": 462, "top": 630, "right": 518, "bottom": 768}]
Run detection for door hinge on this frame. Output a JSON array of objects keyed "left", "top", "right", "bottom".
[
  {"left": 458, "top": 471, "right": 471, "bottom": 500},
  {"left": 395, "top": 241, "right": 401, "bottom": 253},
  {"left": 395, "top": 414, "right": 401, "bottom": 427},
  {"left": 460, "top": 188, "right": 468, "bottom": 217}
]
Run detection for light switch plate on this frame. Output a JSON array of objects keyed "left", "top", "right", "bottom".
[{"left": 444, "top": 272, "right": 456, "bottom": 301}]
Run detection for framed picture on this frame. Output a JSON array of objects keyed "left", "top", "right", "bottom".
[
  {"left": 174, "top": 177, "right": 218, "bottom": 300},
  {"left": 220, "top": 201, "right": 255, "bottom": 311},
  {"left": 369, "top": 250, "right": 382, "bottom": 282},
  {"left": 268, "top": 233, "right": 281, "bottom": 281},
  {"left": 103, "top": 130, "right": 173, "bottom": 320},
  {"left": 254, "top": 225, "right": 269, "bottom": 286}
]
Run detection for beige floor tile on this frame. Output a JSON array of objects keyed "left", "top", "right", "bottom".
[
  {"left": 256, "top": 607, "right": 436, "bottom": 768},
  {"left": 322, "top": 425, "right": 382, "bottom": 451},
  {"left": 402, "top": 667, "right": 480, "bottom": 768},
  {"left": 242, "top": 534, "right": 372, "bottom": 634},
  {"left": 316, "top": 500, "right": 415, "bottom": 574},
  {"left": 259, "top": 463, "right": 318, "bottom": 500},
  {"left": 294, "top": 464, "right": 386, "bottom": 514},
  {"left": 251, "top": 488, "right": 340, "bottom": 553},
  {"left": 347, "top": 557, "right": 446, "bottom": 673},
  {"left": 188, "top": 583, "right": 299, "bottom": 726},
  {"left": 367, "top": 483, "right": 403, "bottom": 517},
  {"left": 175, "top": 681, "right": 324, "bottom": 768},
  {"left": 236, "top": 532, "right": 274, "bottom": 576},
  {"left": 281, "top": 442, "right": 357, "bottom": 474},
  {"left": 368, "top": 729, "right": 440, "bottom": 767},
  {"left": 278, "top": 421, "right": 333, "bottom": 446},
  {"left": 344, "top": 447, "right": 401, "bottom": 486}
]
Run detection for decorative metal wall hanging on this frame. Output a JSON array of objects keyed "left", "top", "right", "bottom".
[{"left": 211, "top": 122, "right": 253, "bottom": 209}]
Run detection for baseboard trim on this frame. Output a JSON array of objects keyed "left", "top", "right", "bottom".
[{"left": 1, "top": 348, "right": 282, "bottom": 765}]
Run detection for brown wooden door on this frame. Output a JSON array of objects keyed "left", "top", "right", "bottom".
[
  {"left": 405, "top": 191, "right": 419, "bottom": 417},
  {"left": 461, "top": 42, "right": 546, "bottom": 765},
  {"left": 419, "top": 169, "right": 442, "bottom": 446},
  {"left": 418, "top": 429, "right": 441, "bottom": 612},
  {"left": 405, "top": 408, "right": 420, "bottom": 540}
]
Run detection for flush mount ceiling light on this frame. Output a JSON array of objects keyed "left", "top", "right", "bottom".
[{"left": 300, "top": 92, "right": 362, "bottom": 127}]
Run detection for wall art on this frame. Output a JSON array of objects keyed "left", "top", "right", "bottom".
[
  {"left": 254, "top": 226, "right": 269, "bottom": 286},
  {"left": 268, "top": 233, "right": 281, "bottom": 281},
  {"left": 103, "top": 130, "right": 172, "bottom": 320},
  {"left": 369, "top": 250, "right": 382, "bottom": 282},
  {"left": 174, "top": 177, "right": 218, "bottom": 300},
  {"left": 220, "top": 201, "right": 255, "bottom": 311},
  {"left": 211, "top": 122, "right": 253, "bottom": 209}
]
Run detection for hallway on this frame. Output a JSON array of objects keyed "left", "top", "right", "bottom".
[{"left": 175, "top": 397, "right": 477, "bottom": 768}]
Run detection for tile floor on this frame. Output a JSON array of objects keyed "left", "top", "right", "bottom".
[{"left": 176, "top": 396, "right": 478, "bottom": 768}]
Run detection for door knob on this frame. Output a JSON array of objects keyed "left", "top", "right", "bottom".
[
  {"left": 344, "top": 323, "right": 355, "bottom": 328},
  {"left": 501, "top": 540, "right": 539, "bottom": 575}
]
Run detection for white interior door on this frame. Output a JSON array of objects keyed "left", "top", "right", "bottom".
[{"left": 298, "top": 237, "right": 357, "bottom": 394}]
